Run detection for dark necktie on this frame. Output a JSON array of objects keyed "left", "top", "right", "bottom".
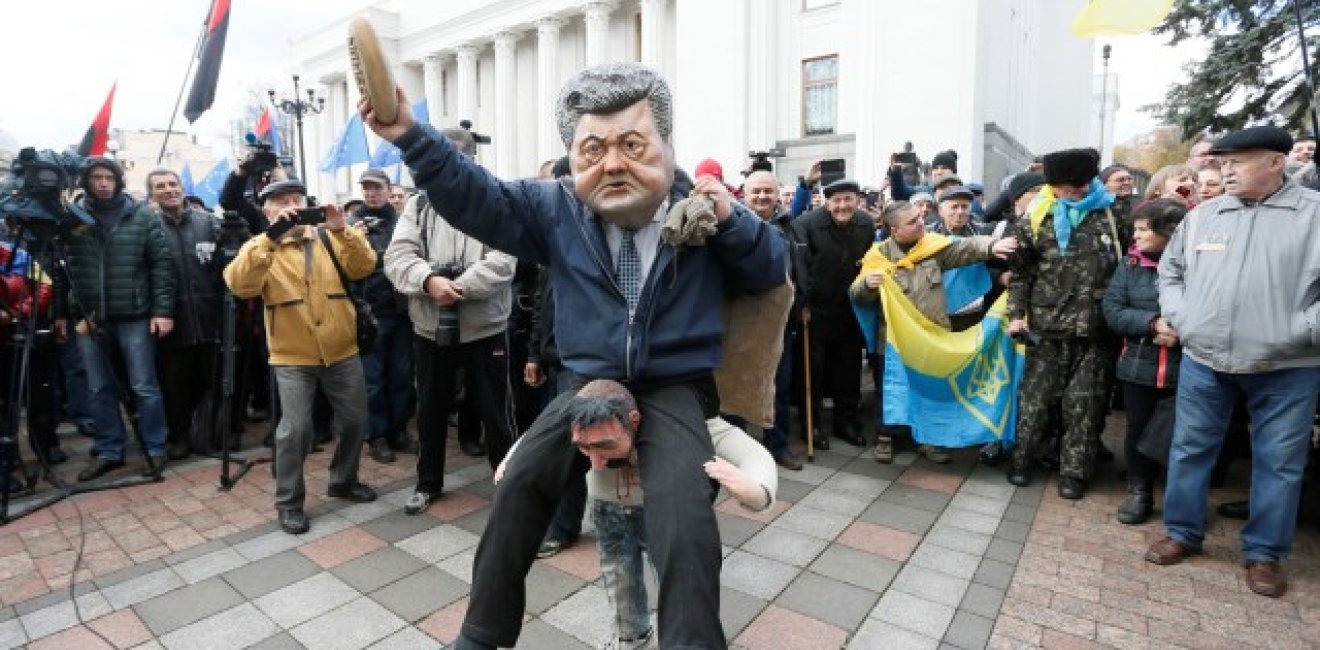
[{"left": 617, "top": 229, "right": 641, "bottom": 315}]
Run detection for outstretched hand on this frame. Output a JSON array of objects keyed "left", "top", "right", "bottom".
[{"left": 359, "top": 85, "right": 417, "bottom": 144}]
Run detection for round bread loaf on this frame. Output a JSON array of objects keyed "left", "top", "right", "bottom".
[{"left": 348, "top": 16, "right": 398, "bottom": 125}]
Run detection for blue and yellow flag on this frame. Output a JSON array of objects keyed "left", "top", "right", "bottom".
[
  {"left": 870, "top": 272, "right": 1024, "bottom": 448},
  {"left": 1071, "top": 0, "right": 1174, "bottom": 38}
]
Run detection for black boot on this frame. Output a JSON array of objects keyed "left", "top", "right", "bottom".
[{"left": 1116, "top": 481, "right": 1153, "bottom": 525}]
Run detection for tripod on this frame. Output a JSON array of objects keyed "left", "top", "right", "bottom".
[
  {"left": 216, "top": 211, "right": 271, "bottom": 490},
  {"left": 0, "top": 220, "right": 163, "bottom": 525}
]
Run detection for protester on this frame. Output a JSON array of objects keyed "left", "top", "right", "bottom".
[
  {"left": 147, "top": 168, "right": 222, "bottom": 461},
  {"left": 56, "top": 158, "right": 176, "bottom": 481},
  {"left": 0, "top": 242, "right": 61, "bottom": 473},
  {"left": 1147, "top": 126, "right": 1320, "bottom": 599},
  {"left": 383, "top": 127, "right": 518, "bottom": 515},
  {"left": 362, "top": 63, "right": 786, "bottom": 650},
  {"left": 1195, "top": 167, "right": 1225, "bottom": 200},
  {"left": 1102, "top": 199, "right": 1186, "bottom": 525},
  {"left": 350, "top": 169, "right": 416, "bottom": 465},
  {"left": 929, "top": 185, "right": 988, "bottom": 236},
  {"left": 223, "top": 179, "right": 379, "bottom": 535},
  {"left": 1006, "top": 148, "right": 1120, "bottom": 498},
  {"left": 852, "top": 200, "right": 1017, "bottom": 463},
  {"left": 1187, "top": 136, "right": 1218, "bottom": 171},
  {"left": 1144, "top": 163, "right": 1197, "bottom": 205},
  {"left": 389, "top": 185, "right": 410, "bottom": 213},
  {"left": 794, "top": 178, "right": 874, "bottom": 449}
]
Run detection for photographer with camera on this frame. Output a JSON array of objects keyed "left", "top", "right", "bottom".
[
  {"left": 55, "top": 158, "right": 176, "bottom": 481},
  {"left": 145, "top": 168, "right": 224, "bottom": 461},
  {"left": 348, "top": 169, "right": 416, "bottom": 464},
  {"left": 220, "top": 144, "right": 285, "bottom": 234},
  {"left": 223, "top": 179, "right": 379, "bottom": 535},
  {"left": 383, "top": 127, "right": 517, "bottom": 516}
]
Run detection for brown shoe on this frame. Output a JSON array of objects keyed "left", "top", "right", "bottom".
[
  {"left": 1245, "top": 561, "right": 1286, "bottom": 598},
  {"left": 1144, "top": 536, "right": 1202, "bottom": 566}
]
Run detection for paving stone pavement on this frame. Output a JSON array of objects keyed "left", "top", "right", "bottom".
[{"left": 2, "top": 414, "right": 1319, "bottom": 649}]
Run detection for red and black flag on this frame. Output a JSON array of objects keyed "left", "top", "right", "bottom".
[
  {"left": 76, "top": 82, "right": 117, "bottom": 157},
  {"left": 183, "top": 0, "right": 232, "bottom": 123}
]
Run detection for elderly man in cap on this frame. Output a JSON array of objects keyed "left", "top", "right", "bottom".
[
  {"left": 794, "top": 178, "right": 875, "bottom": 449},
  {"left": 350, "top": 168, "right": 416, "bottom": 465},
  {"left": 930, "top": 185, "right": 988, "bottom": 237},
  {"left": 362, "top": 63, "right": 785, "bottom": 649},
  {"left": 224, "top": 179, "right": 380, "bottom": 535},
  {"left": 1005, "top": 148, "right": 1121, "bottom": 499},
  {"left": 1145, "top": 125, "right": 1320, "bottom": 598}
]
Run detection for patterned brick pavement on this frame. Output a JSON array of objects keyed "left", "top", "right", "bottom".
[{"left": 0, "top": 414, "right": 1317, "bottom": 649}]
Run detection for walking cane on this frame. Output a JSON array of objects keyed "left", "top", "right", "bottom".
[{"left": 802, "top": 318, "right": 815, "bottom": 463}]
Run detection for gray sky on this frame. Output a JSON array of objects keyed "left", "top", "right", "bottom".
[{"left": 0, "top": 2, "right": 1202, "bottom": 156}]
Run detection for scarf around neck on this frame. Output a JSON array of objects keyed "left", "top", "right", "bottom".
[{"left": 1028, "top": 178, "right": 1114, "bottom": 254}]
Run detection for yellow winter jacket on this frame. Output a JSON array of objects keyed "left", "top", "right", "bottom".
[{"left": 223, "top": 226, "right": 376, "bottom": 366}]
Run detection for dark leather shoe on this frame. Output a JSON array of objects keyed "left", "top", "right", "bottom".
[
  {"left": 1245, "top": 560, "right": 1286, "bottom": 597},
  {"left": 1116, "top": 485, "right": 1153, "bottom": 525},
  {"left": 1057, "top": 477, "right": 1085, "bottom": 500},
  {"left": 327, "top": 482, "right": 378, "bottom": 503},
  {"left": 1145, "top": 536, "right": 1202, "bottom": 565},
  {"left": 459, "top": 440, "right": 487, "bottom": 457},
  {"left": 279, "top": 509, "right": 310, "bottom": 535},
  {"left": 77, "top": 457, "right": 125, "bottom": 482},
  {"left": 369, "top": 438, "right": 396, "bottom": 464},
  {"left": 140, "top": 454, "right": 167, "bottom": 478},
  {"left": 1006, "top": 465, "right": 1030, "bottom": 487},
  {"left": 774, "top": 451, "right": 803, "bottom": 471},
  {"left": 1217, "top": 500, "right": 1249, "bottom": 520}
]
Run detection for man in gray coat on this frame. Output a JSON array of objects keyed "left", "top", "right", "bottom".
[{"left": 1146, "top": 125, "right": 1320, "bottom": 599}]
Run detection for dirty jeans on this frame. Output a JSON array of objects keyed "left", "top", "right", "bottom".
[{"left": 593, "top": 499, "right": 652, "bottom": 643}]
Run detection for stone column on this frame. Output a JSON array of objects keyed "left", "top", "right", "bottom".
[
  {"left": 639, "top": 0, "right": 665, "bottom": 68},
  {"left": 422, "top": 54, "right": 447, "bottom": 127},
  {"left": 536, "top": 17, "right": 564, "bottom": 163},
  {"left": 455, "top": 43, "right": 480, "bottom": 123},
  {"left": 583, "top": 1, "right": 614, "bottom": 66},
  {"left": 493, "top": 31, "right": 520, "bottom": 177}
]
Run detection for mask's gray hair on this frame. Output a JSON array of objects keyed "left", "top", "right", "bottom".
[
  {"left": 555, "top": 63, "right": 672, "bottom": 149},
  {"left": 567, "top": 379, "right": 638, "bottom": 433}
]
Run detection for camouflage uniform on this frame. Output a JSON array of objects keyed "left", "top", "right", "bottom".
[{"left": 1008, "top": 207, "right": 1121, "bottom": 480}]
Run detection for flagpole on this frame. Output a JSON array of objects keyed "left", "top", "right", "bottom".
[{"left": 157, "top": 24, "right": 208, "bottom": 164}]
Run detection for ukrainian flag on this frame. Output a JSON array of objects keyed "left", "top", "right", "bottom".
[{"left": 864, "top": 273, "right": 1025, "bottom": 448}]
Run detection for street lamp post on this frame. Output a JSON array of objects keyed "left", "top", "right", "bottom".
[
  {"left": 1098, "top": 44, "right": 1112, "bottom": 163},
  {"left": 268, "top": 74, "right": 325, "bottom": 182}
]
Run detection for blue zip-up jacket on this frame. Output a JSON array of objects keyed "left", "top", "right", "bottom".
[{"left": 396, "top": 124, "right": 787, "bottom": 387}]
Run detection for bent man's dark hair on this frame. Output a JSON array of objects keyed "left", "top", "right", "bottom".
[{"left": 567, "top": 379, "right": 638, "bottom": 433}]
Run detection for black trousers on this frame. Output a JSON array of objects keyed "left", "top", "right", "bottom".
[
  {"left": 158, "top": 343, "right": 216, "bottom": 451},
  {"left": 414, "top": 332, "right": 514, "bottom": 492},
  {"left": 462, "top": 383, "right": 725, "bottom": 649},
  {"left": 1121, "top": 381, "right": 1175, "bottom": 486},
  {"left": 809, "top": 314, "right": 863, "bottom": 433},
  {"left": 0, "top": 339, "right": 60, "bottom": 461}
]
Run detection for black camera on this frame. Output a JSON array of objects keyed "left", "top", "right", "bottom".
[
  {"left": 431, "top": 262, "right": 466, "bottom": 347},
  {"left": 746, "top": 148, "right": 785, "bottom": 175},
  {"left": 0, "top": 148, "right": 95, "bottom": 229},
  {"left": 295, "top": 207, "right": 326, "bottom": 225},
  {"left": 359, "top": 215, "right": 383, "bottom": 235}
]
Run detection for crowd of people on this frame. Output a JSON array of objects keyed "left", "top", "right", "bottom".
[{"left": 3, "top": 60, "right": 1319, "bottom": 648}]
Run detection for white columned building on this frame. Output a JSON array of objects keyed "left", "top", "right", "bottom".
[{"left": 293, "top": 0, "right": 1099, "bottom": 200}]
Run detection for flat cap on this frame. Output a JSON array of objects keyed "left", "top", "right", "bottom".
[
  {"left": 938, "top": 185, "right": 974, "bottom": 203},
  {"left": 823, "top": 179, "right": 861, "bottom": 198},
  {"left": 1209, "top": 125, "right": 1293, "bottom": 155},
  {"left": 933, "top": 173, "right": 963, "bottom": 189},
  {"left": 909, "top": 191, "right": 935, "bottom": 205},
  {"left": 359, "top": 168, "right": 390, "bottom": 186},
  {"left": 257, "top": 179, "right": 307, "bottom": 204}
]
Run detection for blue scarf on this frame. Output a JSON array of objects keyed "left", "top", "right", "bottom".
[{"left": 1051, "top": 178, "right": 1114, "bottom": 254}]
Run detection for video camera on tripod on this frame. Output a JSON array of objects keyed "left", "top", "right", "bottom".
[
  {"left": 745, "top": 148, "right": 785, "bottom": 176},
  {"left": 238, "top": 134, "right": 295, "bottom": 201},
  {"left": 0, "top": 148, "right": 96, "bottom": 234}
]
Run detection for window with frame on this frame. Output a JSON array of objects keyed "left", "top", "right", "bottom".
[{"left": 802, "top": 55, "right": 838, "bottom": 136}]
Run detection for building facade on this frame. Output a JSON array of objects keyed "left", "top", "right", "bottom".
[{"left": 294, "top": 0, "right": 1098, "bottom": 201}]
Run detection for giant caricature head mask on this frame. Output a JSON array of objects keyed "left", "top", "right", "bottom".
[{"left": 556, "top": 63, "right": 676, "bottom": 230}]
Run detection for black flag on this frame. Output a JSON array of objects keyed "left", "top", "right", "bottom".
[{"left": 183, "top": 0, "right": 231, "bottom": 123}]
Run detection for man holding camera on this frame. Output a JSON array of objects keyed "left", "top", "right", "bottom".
[
  {"left": 349, "top": 169, "right": 416, "bottom": 464},
  {"left": 223, "top": 179, "right": 379, "bottom": 535},
  {"left": 57, "top": 158, "right": 176, "bottom": 481},
  {"left": 384, "top": 127, "right": 517, "bottom": 516}
]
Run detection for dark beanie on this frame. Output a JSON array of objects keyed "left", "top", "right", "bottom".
[
  {"left": 931, "top": 150, "right": 958, "bottom": 173},
  {"left": 1043, "top": 148, "right": 1101, "bottom": 187},
  {"left": 79, "top": 157, "right": 126, "bottom": 197},
  {"left": 551, "top": 155, "right": 571, "bottom": 178},
  {"left": 1007, "top": 172, "right": 1047, "bottom": 203}
]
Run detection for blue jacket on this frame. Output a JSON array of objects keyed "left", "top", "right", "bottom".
[{"left": 397, "top": 124, "right": 787, "bottom": 387}]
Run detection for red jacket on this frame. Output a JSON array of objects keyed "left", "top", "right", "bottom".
[{"left": 0, "top": 244, "right": 53, "bottom": 323}]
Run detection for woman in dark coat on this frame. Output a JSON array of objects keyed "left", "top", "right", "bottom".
[{"left": 1102, "top": 199, "right": 1187, "bottom": 525}]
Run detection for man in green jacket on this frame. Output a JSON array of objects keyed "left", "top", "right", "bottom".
[{"left": 55, "top": 158, "right": 176, "bottom": 481}]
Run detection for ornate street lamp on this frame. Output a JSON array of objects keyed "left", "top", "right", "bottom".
[{"left": 268, "top": 74, "right": 326, "bottom": 182}]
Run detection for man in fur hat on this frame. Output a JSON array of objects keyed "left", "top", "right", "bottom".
[{"left": 1004, "top": 148, "right": 1121, "bottom": 500}]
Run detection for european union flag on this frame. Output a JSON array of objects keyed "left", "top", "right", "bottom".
[
  {"left": 369, "top": 99, "right": 429, "bottom": 169},
  {"left": 180, "top": 163, "right": 196, "bottom": 197},
  {"left": 865, "top": 273, "right": 1025, "bottom": 448},
  {"left": 193, "top": 159, "right": 230, "bottom": 209},
  {"left": 321, "top": 113, "right": 370, "bottom": 172}
]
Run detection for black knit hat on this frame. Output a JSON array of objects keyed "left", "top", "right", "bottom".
[
  {"left": 79, "top": 157, "right": 125, "bottom": 197},
  {"left": 931, "top": 150, "right": 958, "bottom": 173},
  {"left": 1007, "top": 172, "right": 1047, "bottom": 203},
  {"left": 1043, "top": 148, "right": 1101, "bottom": 187}
]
